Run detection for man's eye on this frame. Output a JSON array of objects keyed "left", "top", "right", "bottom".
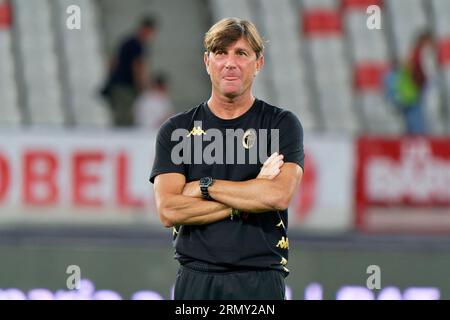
[
  {"left": 238, "top": 51, "right": 247, "bottom": 56},
  {"left": 216, "top": 51, "right": 226, "bottom": 55}
]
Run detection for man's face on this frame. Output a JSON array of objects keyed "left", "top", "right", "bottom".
[{"left": 204, "top": 37, "right": 264, "bottom": 99}]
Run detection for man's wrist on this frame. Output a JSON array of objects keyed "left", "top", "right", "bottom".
[{"left": 199, "top": 177, "right": 214, "bottom": 200}]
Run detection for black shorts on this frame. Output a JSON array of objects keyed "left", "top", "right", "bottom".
[{"left": 174, "top": 264, "right": 286, "bottom": 300}]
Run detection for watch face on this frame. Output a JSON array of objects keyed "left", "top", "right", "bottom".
[{"left": 200, "top": 177, "right": 212, "bottom": 187}]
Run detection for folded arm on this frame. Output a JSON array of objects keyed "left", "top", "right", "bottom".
[
  {"left": 153, "top": 153, "right": 299, "bottom": 228},
  {"left": 209, "top": 162, "right": 303, "bottom": 212},
  {"left": 154, "top": 173, "right": 231, "bottom": 228},
  {"left": 182, "top": 154, "right": 303, "bottom": 213}
]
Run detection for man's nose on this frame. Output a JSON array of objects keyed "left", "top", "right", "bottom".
[{"left": 224, "top": 55, "right": 237, "bottom": 69}]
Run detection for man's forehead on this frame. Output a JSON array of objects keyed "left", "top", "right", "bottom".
[{"left": 219, "top": 38, "right": 254, "bottom": 52}]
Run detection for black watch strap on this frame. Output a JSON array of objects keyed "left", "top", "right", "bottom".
[
  {"left": 201, "top": 187, "right": 213, "bottom": 200},
  {"left": 200, "top": 177, "right": 214, "bottom": 200}
]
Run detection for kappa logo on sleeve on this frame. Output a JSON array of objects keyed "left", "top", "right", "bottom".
[
  {"left": 276, "top": 219, "right": 285, "bottom": 229},
  {"left": 276, "top": 237, "right": 289, "bottom": 250}
]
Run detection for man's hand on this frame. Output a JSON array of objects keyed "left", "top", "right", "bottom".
[
  {"left": 182, "top": 180, "right": 202, "bottom": 198},
  {"left": 257, "top": 152, "right": 284, "bottom": 180}
]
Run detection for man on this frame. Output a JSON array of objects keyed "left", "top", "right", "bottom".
[
  {"left": 150, "top": 18, "right": 304, "bottom": 300},
  {"left": 103, "top": 16, "right": 157, "bottom": 127}
]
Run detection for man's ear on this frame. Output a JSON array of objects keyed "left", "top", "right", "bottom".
[
  {"left": 256, "top": 54, "right": 264, "bottom": 74},
  {"left": 204, "top": 52, "right": 210, "bottom": 75}
]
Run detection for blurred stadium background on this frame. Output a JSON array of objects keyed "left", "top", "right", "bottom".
[{"left": 0, "top": 0, "right": 450, "bottom": 300}]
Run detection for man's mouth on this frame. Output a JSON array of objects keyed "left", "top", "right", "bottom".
[{"left": 223, "top": 76, "right": 240, "bottom": 81}]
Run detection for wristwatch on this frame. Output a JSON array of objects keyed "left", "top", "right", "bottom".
[{"left": 199, "top": 177, "right": 214, "bottom": 200}]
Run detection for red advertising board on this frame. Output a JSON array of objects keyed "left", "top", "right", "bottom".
[
  {"left": 356, "top": 136, "right": 450, "bottom": 233},
  {"left": 0, "top": 0, "right": 11, "bottom": 29}
]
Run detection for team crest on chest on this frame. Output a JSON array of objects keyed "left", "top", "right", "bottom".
[{"left": 242, "top": 129, "right": 256, "bottom": 149}]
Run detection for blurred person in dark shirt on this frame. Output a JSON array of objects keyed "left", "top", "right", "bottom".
[{"left": 102, "top": 16, "right": 157, "bottom": 127}]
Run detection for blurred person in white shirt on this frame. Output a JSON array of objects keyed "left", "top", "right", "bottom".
[{"left": 134, "top": 73, "right": 175, "bottom": 129}]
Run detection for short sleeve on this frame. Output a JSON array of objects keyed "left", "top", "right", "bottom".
[
  {"left": 149, "top": 119, "right": 186, "bottom": 183},
  {"left": 276, "top": 111, "right": 305, "bottom": 171}
]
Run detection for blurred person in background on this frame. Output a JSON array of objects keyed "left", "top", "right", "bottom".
[
  {"left": 133, "top": 73, "right": 175, "bottom": 130},
  {"left": 407, "top": 30, "right": 435, "bottom": 134},
  {"left": 384, "top": 30, "right": 434, "bottom": 135},
  {"left": 150, "top": 18, "right": 304, "bottom": 300},
  {"left": 101, "top": 16, "right": 158, "bottom": 127},
  {"left": 383, "top": 56, "right": 419, "bottom": 130}
]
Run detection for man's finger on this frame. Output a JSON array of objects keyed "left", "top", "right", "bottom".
[
  {"left": 264, "top": 155, "right": 283, "bottom": 169},
  {"left": 263, "top": 152, "right": 278, "bottom": 166},
  {"left": 274, "top": 159, "right": 284, "bottom": 168},
  {"left": 266, "top": 159, "right": 283, "bottom": 172}
]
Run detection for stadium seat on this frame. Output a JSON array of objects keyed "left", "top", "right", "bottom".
[
  {"left": 13, "top": 0, "right": 66, "bottom": 127},
  {"left": 260, "top": 0, "right": 317, "bottom": 131},
  {"left": 431, "top": 0, "right": 450, "bottom": 39},
  {"left": 342, "top": 5, "right": 401, "bottom": 134},
  {"left": 54, "top": 0, "right": 111, "bottom": 128},
  {"left": 302, "top": 9, "right": 342, "bottom": 36},
  {"left": 303, "top": 5, "right": 358, "bottom": 133},
  {"left": 353, "top": 62, "right": 389, "bottom": 91},
  {"left": 432, "top": 0, "right": 450, "bottom": 132},
  {"left": 357, "top": 92, "right": 404, "bottom": 134},
  {"left": 438, "top": 39, "right": 450, "bottom": 66},
  {"left": 341, "top": 0, "right": 383, "bottom": 11},
  {"left": 2, "top": 0, "right": 449, "bottom": 134},
  {"left": 344, "top": 11, "right": 388, "bottom": 61},
  {"left": 302, "top": 0, "right": 337, "bottom": 10},
  {"left": 385, "top": 0, "right": 427, "bottom": 60},
  {"left": 0, "top": 10, "right": 21, "bottom": 126}
]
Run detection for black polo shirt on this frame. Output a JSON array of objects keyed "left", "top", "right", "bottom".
[{"left": 150, "top": 98, "right": 304, "bottom": 275}]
